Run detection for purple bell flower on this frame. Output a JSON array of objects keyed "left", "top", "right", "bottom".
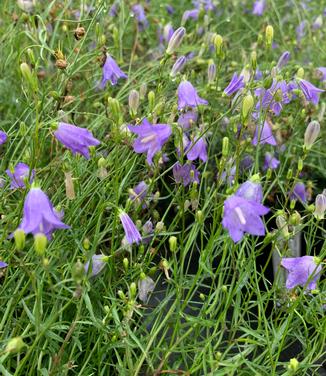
[
  {"left": 222, "top": 194, "right": 269, "bottom": 243},
  {"left": 296, "top": 20, "right": 307, "bottom": 42},
  {"left": 54, "top": 122, "right": 100, "bottom": 159},
  {"left": 6, "top": 162, "right": 35, "bottom": 189},
  {"left": 252, "top": 121, "right": 277, "bottom": 146},
  {"left": 276, "top": 51, "right": 290, "bottom": 70},
  {"left": 185, "top": 135, "right": 208, "bottom": 162},
  {"left": 173, "top": 162, "right": 200, "bottom": 187},
  {"left": 166, "top": 5, "right": 175, "bottom": 14},
  {"left": 170, "top": 56, "right": 187, "bottom": 77},
  {"left": 0, "top": 131, "right": 7, "bottom": 145},
  {"left": 109, "top": 2, "right": 119, "bottom": 17},
  {"left": 131, "top": 4, "right": 149, "bottom": 30},
  {"left": 84, "top": 254, "right": 108, "bottom": 277},
  {"left": 0, "top": 261, "right": 8, "bottom": 268},
  {"left": 100, "top": 55, "right": 127, "bottom": 88},
  {"left": 192, "top": 0, "right": 216, "bottom": 11},
  {"left": 163, "top": 23, "right": 174, "bottom": 44},
  {"left": 281, "top": 256, "right": 322, "bottom": 290},
  {"left": 119, "top": 211, "right": 141, "bottom": 245},
  {"left": 16, "top": 187, "right": 69, "bottom": 239},
  {"left": 252, "top": 0, "right": 266, "bottom": 16},
  {"left": 177, "top": 80, "right": 208, "bottom": 110},
  {"left": 182, "top": 9, "right": 200, "bottom": 23},
  {"left": 235, "top": 180, "right": 263, "bottom": 203},
  {"left": 178, "top": 110, "right": 198, "bottom": 129},
  {"left": 263, "top": 152, "right": 280, "bottom": 170},
  {"left": 290, "top": 182, "right": 307, "bottom": 203},
  {"left": 317, "top": 67, "right": 326, "bottom": 81},
  {"left": 255, "top": 80, "right": 290, "bottom": 116},
  {"left": 128, "top": 118, "right": 171, "bottom": 165},
  {"left": 223, "top": 73, "right": 245, "bottom": 96},
  {"left": 129, "top": 181, "right": 148, "bottom": 205},
  {"left": 298, "top": 79, "right": 324, "bottom": 105}
]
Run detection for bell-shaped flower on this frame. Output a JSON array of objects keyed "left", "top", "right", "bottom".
[
  {"left": 178, "top": 110, "right": 198, "bottom": 129},
  {"left": 263, "top": 152, "right": 280, "bottom": 170},
  {"left": 0, "top": 130, "right": 7, "bottom": 145},
  {"left": 173, "top": 162, "right": 200, "bottom": 187},
  {"left": 54, "top": 122, "right": 100, "bottom": 159},
  {"left": 6, "top": 163, "right": 35, "bottom": 189},
  {"left": 252, "top": 120, "right": 277, "bottom": 146},
  {"left": 84, "top": 254, "right": 108, "bottom": 277},
  {"left": 119, "top": 211, "right": 141, "bottom": 245},
  {"left": 177, "top": 80, "right": 208, "bottom": 110},
  {"left": 252, "top": 0, "right": 266, "bottom": 16},
  {"left": 100, "top": 55, "right": 127, "bottom": 88},
  {"left": 223, "top": 73, "right": 244, "bottom": 96},
  {"left": 298, "top": 78, "right": 324, "bottom": 105},
  {"left": 185, "top": 135, "right": 208, "bottom": 162},
  {"left": 131, "top": 4, "right": 149, "bottom": 30}
]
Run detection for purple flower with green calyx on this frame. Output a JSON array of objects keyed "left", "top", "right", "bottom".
[
  {"left": 317, "top": 67, "right": 326, "bottom": 81},
  {"left": 185, "top": 135, "right": 208, "bottom": 162},
  {"left": 252, "top": 120, "right": 277, "bottom": 146},
  {"left": 0, "top": 131, "right": 7, "bottom": 145},
  {"left": 223, "top": 73, "right": 245, "bottom": 96},
  {"left": 178, "top": 110, "right": 198, "bottom": 129},
  {"left": 173, "top": 162, "right": 200, "bottom": 187},
  {"left": 131, "top": 4, "right": 149, "bottom": 30},
  {"left": 119, "top": 211, "right": 141, "bottom": 245},
  {"left": 222, "top": 194, "right": 269, "bottom": 243},
  {"left": 15, "top": 187, "right": 69, "bottom": 239},
  {"left": 263, "top": 152, "right": 280, "bottom": 170},
  {"left": 281, "top": 256, "right": 322, "bottom": 290},
  {"left": 54, "top": 122, "right": 100, "bottom": 159},
  {"left": 290, "top": 182, "right": 306, "bottom": 203},
  {"left": 235, "top": 178, "right": 263, "bottom": 203},
  {"left": 178, "top": 80, "right": 208, "bottom": 110},
  {"left": 6, "top": 162, "right": 35, "bottom": 189},
  {"left": 84, "top": 254, "right": 109, "bottom": 277},
  {"left": 100, "top": 55, "right": 127, "bottom": 88},
  {"left": 252, "top": 0, "right": 266, "bottom": 16},
  {"left": 128, "top": 118, "right": 171, "bottom": 165},
  {"left": 129, "top": 181, "right": 148, "bottom": 206},
  {"left": 298, "top": 79, "right": 324, "bottom": 105},
  {"left": 255, "top": 80, "right": 290, "bottom": 116},
  {"left": 0, "top": 261, "right": 8, "bottom": 268}
]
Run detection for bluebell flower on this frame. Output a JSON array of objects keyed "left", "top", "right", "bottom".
[
  {"left": 252, "top": 121, "right": 277, "bottom": 146},
  {"left": 263, "top": 152, "right": 280, "bottom": 170},
  {"left": 132, "top": 4, "right": 149, "bottom": 30},
  {"left": 224, "top": 73, "right": 245, "bottom": 96},
  {"left": 178, "top": 110, "right": 198, "bottom": 129},
  {"left": 252, "top": 0, "right": 266, "bottom": 16},
  {"left": 84, "top": 254, "right": 108, "bottom": 277},
  {"left": 298, "top": 79, "right": 324, "bottom": 105},
  {"left": 173, "top": 162, "right": 200, "bottom": 187},
  {"left": 185, "top": 135, "right": 208, "bottom": 162},
  {"left": 100, "top": 55, "right": 127, "bottom": 88},
  {"left": 0, "top": 130, "right": 7, "bottom": 145},
  {"left": 178, "top": 80, "right": 208, "bottom": 110},
  {"left": 290, "top": 182, "right": 307, "bottom": 203},
  {"left": 6, "top": 162, "right": 35, "bottom": 189},
  {"left": 119, "top": 211, "right": 141, "bottom": 245}
]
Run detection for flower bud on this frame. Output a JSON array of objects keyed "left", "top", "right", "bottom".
[
  {"left": 214, "top": 34, "right": 223, "bottom": 56},
  {"left": 5, "top": 337, "right": 26, "bottom": 353},
  {"left": 129, "top": 282, "right": 137, "bottom": 299},
  {"left": 169, "top": 236, "right": 177, "bottom": 252},
  {"left": 20, "top": 62, "right": 36, "bottom": 90},
  {"left": 276, "top": 51, "right": 290, "bottom": 70},
  {"left": 83, "top": 238, "right": 90, "bottom": 250},
  {"left": 265, "top": 25, "right": 274, "bottom": 47},
  {"left": 286, "top": 168, "right": 293, "bottom": 180},
  {"left": 128, "top": 89, "right": 140, "bottom": 117},
  {"left": 297, "top": 158, "right": 303, "bottom": 172},
  {"left": 222, "top": 137, "right": 229, "bottom": 157},
  {"left": 140, "top": 83, "right": 147, "bottom": 99},
  {"left": 155, "top": 221, "right": 164, "bottom": 232},
  {"left": 242, "top": 94, "right": 254, "bottom": 120},
  {"left": 205, "top": 62, "right": 216, "bottom": 86},
  {"left": 263, "top": 76, "right": 273, "bottom": 89},
  {"left": 173, "top": 55, "right": 187, "bottom": 75},
  {"left": 313, "top": 194, "right": 326, "bottom": 220},
  {"left": 55, "top": 59, "right": 68, "bottom": 70},
  {"left": 276, "top": 214, "right": 289, "bottom": 239},
  {"left": 108, "top": 97, "right": 121, "bottom": 125},
  {"left": 72, "top": 260, "right": 85, "bottom": 284},
  {"left": 251, "top": 51, "right": 257, "bottom": 71},
  {"left": 148, "top": 91, "right": 155, "bottom": 112},
  {"left": 296, "top": 67, "right": 304, "bottom": 79},
  {"left": 304, "top": 120, "right": 320, "bottom": 150},
  {"left": 288, "top": 358, "right": 299, "bottom": 373},
  {"left": 118, "top": 290, "right": 126, "bottom": 300},
  {"left": 34, "top": 233, "right": 47, "bottom": 256},
  {"left": 166, "top": 27, "right": 186, "bottom": 55},
  {"left": 123, "top": 257, "right": 129, "bottom": 271},
  {"left": 14, "top": 229, "right": 26, "bottom": 251},
  {"left": 289, "top": 211, "right": 301, "bottom": 226},
  {"left": 195, "top": 210, "right": 204, "bottom": 224}
]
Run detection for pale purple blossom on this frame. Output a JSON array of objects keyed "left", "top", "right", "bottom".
[
  {"left": 252, "top": 0, "right": 266, "bottom": 16},
  {"left": 84, "top": 254, "right": 107, "bottom": 277},
  {"left": 298, "top": 79, "right": 324, "bottom": 105},
  {"left": 100, "top": 55, "right": 127, "bottom": 88},
  {"left": 173, "top": 162, "right": 200, "bottom": 186},
  {"left": 263, "top": 152, "right": 280, "bottom": 170},
  {"left": 119, "top": 211, "right": 142, "bottom": 245},
  {"left": 6, "top": 163, "right": 35, "bottom": 189},
  {"left": 129, "top": 181, "right": 148, "bottom": 205},
  {"left": 185, "top": 136, "right": 208, "bottom": 162},
  {"left": 178, "top": 80, "right": 208, "bottom": 110},
  {"left": 290, "top": 182, "right": 307, "bottom": 203},
  {"left": 296, "top": 20, "right": 307, "bottom": 42},
  {"left": 317, "top": 67, "right": 326, "bottom": 81},
  {"left": 54, "top": 122, "right": 100, "bottom": 159},
  {"left": 0, "top": 261, "right": 8, "bottom": 268},
  {"left": 255, "top": 80, "right": 290, "bottom": 115},
  {"left": 252, "top": 121, "right": 277, "bottom": 146},
  {"left": 0, "top": 131, "right": 7, "bottom": 145},
  {"left": 178, "top": 110, "right": 198, "bottom": 129},
  {"left": 276, "top": 51, "right": 290, "bottom": 70},
  {"left": 132, "top": 4, "right": 149, "bottom": 30},
  {"left": 281, "top": 256, "right": 322, "bottom": 290},
  {"left": 224, "top": 73, "right": 245, "bottom": 96}
]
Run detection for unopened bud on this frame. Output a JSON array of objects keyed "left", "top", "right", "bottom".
[
  {"left": 276, "top": 215, "right": 289, "bottom": 238},
  {"left": 140, "top": 83, "right": 147, "bottom": 99},
  {"left": 263, "top": 76, "right": 273, "bottom": 89},
  {"left": 242, "top": 94, "right": 254, "bottom": 119},
  {"left": 304, "top": 121, "right": 320, "bottom": 150},
  {"left": 148, "top": 91, "right": 155, "bottom": 112},
  {"left": 296, "top": 67, "right": 304, "bottom": 79},
  {"left": 170, "top": 56, "right": 187, "bottom": 77},
  {"left": 207, "top": 61, "right": 216, "bottom": 84},
  {"left": 297, "top": 158, "right": 303, "bottom": 172},
  {"left": 17, "top": 0, "right": 35, "bottom": 13},
  {"left": 169, "top": 236, "right": 177, "bottom": 252},
  {"left": 276, "top": 51, "right": 290, "bottom": 70},
  {"left": 222, "top": 137, "right": 229, "bottom": 157},
  {"left": 20, "top": 62, "right": 35, "bottom": 89},
  {"left": 289, "top": 211, "right": 301, "bottom": 226},
  {"left": 130, "top": 282, "right": 137, "bottom": 299},
  {"left": 155, "top": 221, "right": 164, "bottom": 232},
  {"left": 128, "top": 89, "right": 140, "bottom": 116},
  {"left": 5, "top": 337, "right": 26, "bottom": 353},
  {"left": 83, "top": 238, "right": 90, "bottom": 250},
  {"left": 195, "top": 210, "right": 204, "bottom": 224},
  {"left": 72, "top": 260, "right": 84, "bottom": 283},
  {"left": 214, "top": 34, "right": 223, "bottom": 56},
  {"left": 288, "top": 358, "right": 299, "bottom": 372},
  {"left": 286, "top": 168, "right": 293, "bottom": 180},
  {"left": 265, "top": 25, "right": 274, "bottom": 47},
  {"left": 34, "top": 233, "right": 47, "bottom": 256},
  {"left": 123, "top": 257, "right": 129, "bottom": 271},
  {"left": 108, "top": 97, "right": 121, "bottom": 124},
  {"left": 166, "top": 27, "right": 186, "bottom": 55},
  {"left": 14, "top": 229, "right": 26, "bottom": 251},
  {"left": 251, "top": 51, "right": 257, "bottom": 71},
  {"left": 313, "top": 194, "right": 326, "bottom": 220},
  {"left": 118, "top": 290, "right": 126, "bottom": 300}
]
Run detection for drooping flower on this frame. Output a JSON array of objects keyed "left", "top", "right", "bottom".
[
  {"left": 290, "top": 182, "right": 307, "bottom": 203},
  {"left": 177, "top": 80, "right": 208, "bottom": 110},
  {"left": 252, "top": 120, "right": 277, "bottom": 146},
  {"left": 313, "top": 194, "right": 326, "bottom": 220},
  {"left": 252, "top": 0, "right": 266, "bottom": 16},
  {"left": 54, "top": 122, "right": 100, "bottom": 159},
  {"left": 298, "top": 79, "right": 324, "bottom": 105},
  {"left": 263, "top": 152, "right": 280, "bottom": 170},
  {"left": 84, "top": 254, "right": 108, "bottom": 277},
  {"left": 281, "top": 256, "right": 322, "bottom": 290},
  {"left": 119, "top": 211, "right": 142, "bottom": 245},
  {"left": 0, "top": 131, "right": 7, "bottom": 145},
  {"left": 128, "top": 118, "right": 171, "bottom": 165},
  {"left": 129, "top": 181, "right": 148, "bottom": 205},
  {"left": 222, "top": 194, "right": 269, "bottom": 243},
  {"left": 0, "top": 261, "right": 8, "bottom": 268},
  {"left": 276, "top": 51, "right": 291, "bottom": 70},
  {"left": 178, "top": 110, "right": 198, "bottom": 129},
  {"left": 304, "top": 120, "right": 320, "bottom": 149},
  {"left": 6, "top": 162, "right": 35, "bottom": 189},
  {"left": 173, "top": 162, "right": 200, "bottom": 187},
  {"left": 223, "top": 73, "right": 245, "bottom": 96},
  {"left": 185, "top": 135, "right": 208, "bottom": 162},
  {"left": 166, "top": 5, "right": 174, "bottom": 14},
  {"left": 15, "top": 187, "right": 69, "bottom": 239},
  {"left": 317, "top": 67, "right": 326, "bottom": 81},
  {"left": 100, "top": 55, "right": 127, "bottom": 88},
  {"left": 170, "top": 56, "right": 187, "bottom": 77},
  {"left": 131, "top": 4, "right": 149, "bottom": 30}
]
